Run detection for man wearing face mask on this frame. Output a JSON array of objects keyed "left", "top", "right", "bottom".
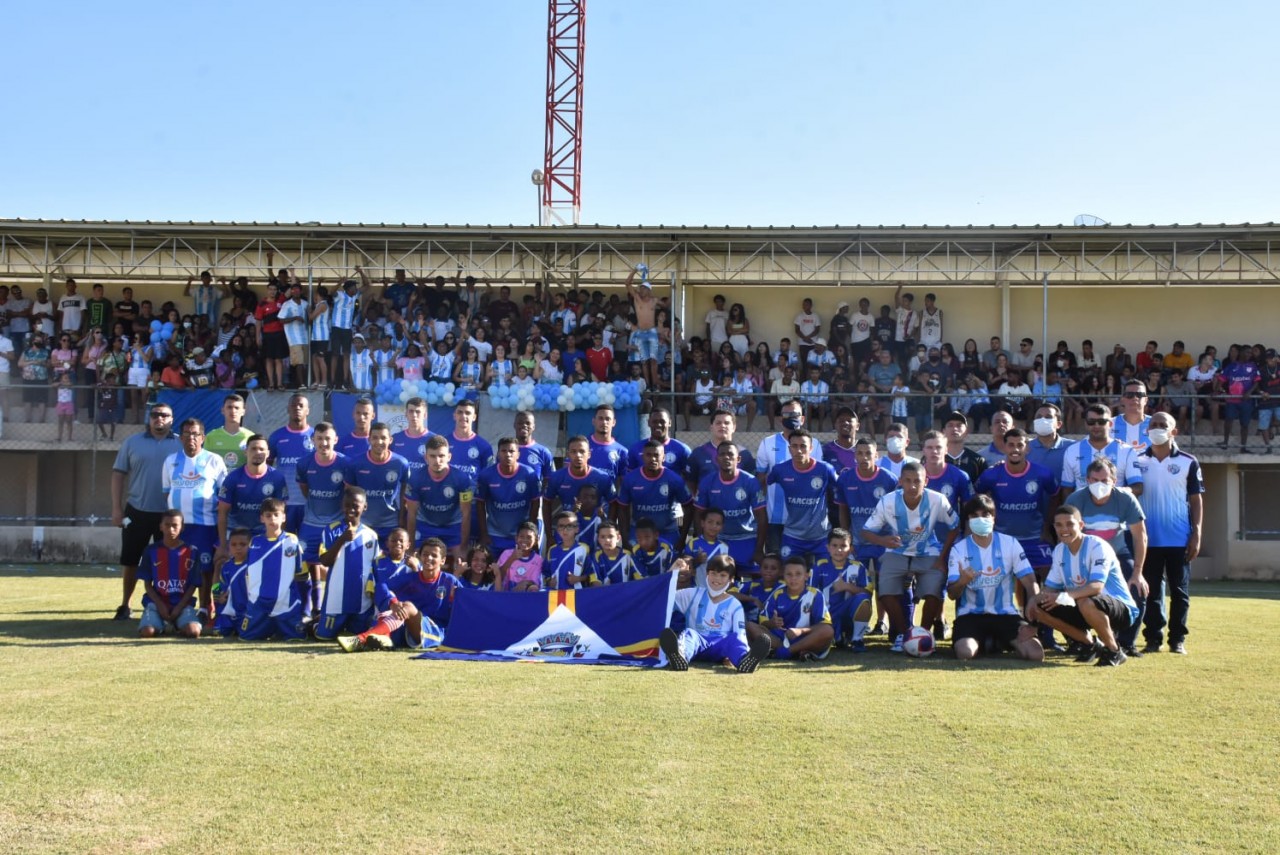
[
  {"left": 1134, "top": 414, "right": 1203, "bottom": 655},
  {"left": 756, "top": 400, "right": 824, "bottom": 554},
  {"left": 1028, "top": 403, "right": 1070, "bottom": 482},
  {"left": 943, "top": 411, "right": 987, "bottom": 484},
  {"left": 878, "top": 423, "right": 918, "bottom": 479},
  {"left": 1061, "top": 403, "right": 1143, "bottom": 499},
  {"left": 979, "top": 410, "right": 1014, "bottom": 468},
  {"left": 1065, "top": 457, "right": 1149, "bottom": 658}
]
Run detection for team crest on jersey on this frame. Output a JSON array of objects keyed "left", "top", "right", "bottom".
[
  {"left": 780, "top": 544, "right": 792, "bottom": 557},
  {"left": 468, "top": 448, "right": 479, "bottom": 459},
  {"left": 1168, "top": 463, "right": 1181, "bottom": 475},
  {"left": 385, "top": 470, "right": 398, "bottom": 483},
  {"left": 802, "top": 602, "right": 812, "bottom": 614},
  {"left": 874, "top": 487, "right": 885, "bottom": 499},
  {"left": 418, "top": 445, "right": 426, "bottom": 457},
  {"left": 262, "top": 484, "right": 275, "bottom": 496},
  {"left": 303, "top": 438, "right": 314, "bottom": 452},
  {"left": 941, "top": 485, "right": 953, "bottom": 497},
  {"left": 330, "top": 470, "right": 344, "bottom": 484},
  {"left": 659, "top": 484, "right": 669, "bottom": 497},
  {"left": 443, "top": 486, "right": 455, "bottom": 498},
  {"left": 515, "top": 481, "right": 527, "bottom": 494},
  {"left": 223, "top": 452, "right": 237, "bottom": 466},
  {"left": 735, "top": 488, "right": 747, "bottom": 501},
  {"left": 810, "top": 476, "right": 823, "bottom": 491},
  {"left": 1026, "top": 481, "right": 1038, "bottom": 495},
  {"left": 284, "top": 544, "right": 298, "bottom": 558}
]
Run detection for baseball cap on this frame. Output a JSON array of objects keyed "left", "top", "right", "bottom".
[
  {"left": 813, "top": 337, "right": 827, "bottom": 346},
  {"left": 352, "top": 333, "right": 365, "bottom": 341},
  {"left": 836, "top": 301, "right": 850, "bottom": 311},
  {"left": 945, "top": 410, "right": 968, "bottom": 426},
  {"left": 1266, "top": 348, "right": 1278, "bottom": 360},
  {"left": 191, "top": 347, "right": 205, "bottom": 356}
]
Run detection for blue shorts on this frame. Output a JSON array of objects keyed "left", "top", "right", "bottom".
[
  {"left": 139, "top": 603, "right": 200, "bottom": 634},
  {"left": 183, "top": 524, "right": 219, "bottom": 578},
  {"left": 1018, "top": 538, "right": 1054, "bottom": 570},
  {"left": 238, "top": 602, "right": 305, "bottom": 641},
  {"left": 1225, "top": 401, "right": 1254, "bottom": 423},
  {"left": 415, "top": 525, "right": 462, "bottom": 550},
  {"left": 390, "top": 616, "right": 445, "bottom": 649},
  {"left": 723, "top": 538, "right": 759, "bottom": 573},
  {"left": 632, "top": 328, "right": 660, "bottom": 362},
  {"left": 313, "top": 610, "right": 375, "bottom": 640},
  {"left": 780, "top": 535, "right": 829, "bottom": 563},
  {"left": 675, "top": 629, "right": 750, "bottom": 667},
  {"left": 285, "top": 505, "right": 305, "bottom": 535},
  {"left": 299, "top": 522, "right": 339, "bottom": 564},
  {"left": 212, "top": 610, "right": 239, "bottom": 636},
  {"left": 1258, "top": 407, "right": 1279, "bottom": 431}
]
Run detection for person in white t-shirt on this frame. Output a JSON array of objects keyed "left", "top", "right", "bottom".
[
  {"left": 30, "top": 289, "right": 56, "bottom": 338},
  {"left": 849, "top": 296, "right": 875, "bottom": 369},
  {"left": 58, "top": 279, "right": 87, "bottom": 338},
  {"left": 892, "top": 284, "right": 920, "bottom": 367},
  {"left": 704, "top": 294, "right": 729, "bottom": 352},
  {"left": 918, "top": 292, "right": 943, "bottom": 349},
  {"left": 793, "top": 298, "right": 821, "bottom": 364}
]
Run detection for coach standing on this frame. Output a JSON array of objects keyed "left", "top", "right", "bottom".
[{"left": 111, "top": 403, "right": 181, "bottom": 620}]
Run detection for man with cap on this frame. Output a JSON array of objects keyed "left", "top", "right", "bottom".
[
  {"left": 184, "top": 346, "right": 216, "bottom": 389},
  {"left": 806, "top": 337, "right": 838, "bottom": 378},
  {"left": 829, "top": 300, "right": 852, "bottom": 354}
]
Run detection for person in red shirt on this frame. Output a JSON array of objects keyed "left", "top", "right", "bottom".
[
  {"left": 585, "top": 330, "right": 612, "bottom": 382},
  {"left": 255, "top": 278, "right": 288, "bottom": 390},
  {"left": 160, "top": 354, "right": 187, "bottom": 389}
]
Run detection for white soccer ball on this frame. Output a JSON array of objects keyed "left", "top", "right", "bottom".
[{"left": 902, "top": 626, "right": 935, "bottom": 658}]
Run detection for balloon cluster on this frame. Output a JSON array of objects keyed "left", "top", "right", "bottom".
[
  {"left": 375, "top": 378, "right": 471, "bottom": 407},
  {"left": 486, "top": 380, "right": 643, "bottom": 412},
  {"left": 148, "top": 319, "right": 175, "bottom": 346}
]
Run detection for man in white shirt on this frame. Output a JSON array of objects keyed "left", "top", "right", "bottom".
[
  {"left": 850, "top": 297, "right": 876, "bottom": 368},
  {"left": 0, "top": 328, "right": 13, "bottom": 412},
  {"left": 278, "top": 282, "right": 310, "bottom": 389},
  {"left": 6, "top": 286, "right": 31, "bottom": 346},
  {"left": 793, "top": 298, "right": 821, "bottom": 364},
  {"left": 58, "top": 278, "right": 86, "bottom": 339},
  {"left": 30, "top": 288, "right": 56, "bottom": 338},
  {"left": 918, "top": 292, "right": 943, "bottom": 349},
  {"left": 704, "top": 294, "right": 729, "bottom": 352},
  {"left": 892, "top": 284, "right": 920, "bottom": 367}
]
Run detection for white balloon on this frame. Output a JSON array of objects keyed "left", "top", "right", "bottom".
[
  {"left": 399, "top": 391, "right": 411, "bottom": 402},
  {"left": 516, "top": 399, "right": 530, "bottom": 412},
  {"left": 442, "top": 392, "right": 455, "bottom": 406},
  {"left": 563, "top": 400, "right": 576, "bottom": 411}
]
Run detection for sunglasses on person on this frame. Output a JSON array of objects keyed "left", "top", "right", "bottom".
[
  {"left": 1085, "top": 418, "right": 1109, "bottom": 426},
  {"left": 1121, "top": 391, "right": 1146, "bottom": 399}
]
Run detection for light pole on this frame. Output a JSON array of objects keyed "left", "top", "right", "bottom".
[{"left": 530, "top": 169, "right": 545, "bottom": 227}]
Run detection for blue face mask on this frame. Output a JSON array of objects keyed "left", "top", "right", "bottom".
[
  {"left": 968, "top": 517, "right": 995, "bottom": 537},
  {"left": 782, "top": 415, "right": 803, "bottom": 431}
]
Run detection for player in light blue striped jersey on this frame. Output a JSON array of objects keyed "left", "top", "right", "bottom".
[
  {"left": 314, "top": 487, "right": 381, "bottom": 642},
  {"left": 238, "top": 498, "right": 305, "bottom": 641}
]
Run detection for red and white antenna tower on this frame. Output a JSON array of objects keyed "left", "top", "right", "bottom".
[{"left": 539, "top": 0, "right": 585, "bottom": 226}]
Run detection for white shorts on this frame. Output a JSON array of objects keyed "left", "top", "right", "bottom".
[{"left": 128, "top": 367, "right": 150, "bottom": 388}]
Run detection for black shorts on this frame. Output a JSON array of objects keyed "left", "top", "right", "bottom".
[
  {"left": 1050, "top": 594, "right": 1132, "bottom": 634},
  {"left": 310, "top": 340, "right": 329, "bottom": 356},
  {"left": 329, "top": 327, "right": 352, "bottom": 356},
  {"left": 24, "top": 379, "right": 48, "bottom": 405},
  {"left": 120, "top": 506, "right": 165, "bottom": 567},
  {"left": 262, "top": 330, "right": 288, "bottom": 360},
  {"left": 954, "top": 613, "right": 1028, "bottom": 648}
]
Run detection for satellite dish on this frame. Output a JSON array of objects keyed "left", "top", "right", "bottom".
[{"left": 1073, "top": 214, "right": 1109, "bottom": 226}]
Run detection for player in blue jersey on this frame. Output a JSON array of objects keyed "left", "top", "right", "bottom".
[
  {"left": 588, "top": 404, "right": 630, "bottom": 484},
  {"left": 314, "top": 487, "right": 381, "bottom": 641},
  {"left": 212, "top": 528, "right": 251, "bottom": 636},
  {"left": 390, "top": 397, "right": 433, "bottom": 482},
  {"left": 618, "top": 440, "right": 693, "bottom": 545},
  {"left": 404, "top": 434, "right": 475, "bottom": 555},
  {"left": 162, "top": 418, "right": 226, "bottom": 616},
  {"left": 514, "top": 410, "right": 556, "bottom": 485},
  {"left": 976, "top": 429, "right": 1058, "bottom": 569},
  {"left": 683, "top": 508, "right": 729, "bottom": 587},
  {"left": 694, "top": 441, "right": 767, "bottom": 574},
  {"left": 660, "top": 555, "right": 771, "bottom": 673},
  {"left": 584, "top": 521, "right": 638, "bottom": 586},
  {"left": 1032, "top": 505, "right": 1140, "bottom": 667},
  {"left": 822, "top": 407, "right": 861, "bottom": 475},
  {"left": 136, "top": 510, "right": 203, "bottom": 638},
  {"left": 632, "top": 519, "right": 676, "bottom": 579},
  {"left": 736, "top": 553, "right": 783, "bottom": 627},
  {"left": 217, "top": 435, "right": 289, "bottom": 547},
  {"left": 348, "top": 535, "right": 460, "bottom": 651},
  {"left": 238, "top": 498, "right": 305, "bottom": 641},
  {"left": 295, "top": 421, "right": 352, "bottom": 618},
  {"left": 475, "top": 437, "right": 542, "bottom": 554},
  {"left": 574, "top": 484, "right": 604, "bottom": 551},
  {"left": 337, "top": 396, "right": 375, "bottom": 458},
  {"left": 835, "top": 438, "right": 900, "bottom": 635},
  {"left": 920, "top": 430, "right": 973, "bottom": 508},
  {"left": 545, "top": 510, "right": 591, "bottom": 589},
  {"left": 267, "top": 394, "right": 315, "bottom": 535},
  {"left": 761, "top": 556, "right": 835, "bottom": 661},
  {"left": 946, "top": 495, "right": 1043, "bottom": 661},
  {"left": 627, "top": 408, "right": 691, "bottom": 479},
  {"left": 810, "top": 528, "right": 872, "bottom": 651},
  {"left": 544, "top": 435, "right": 617, "bottom": 531},
  {"left": 687, "top": 409, "right": 757, "bottom": 489},
  {"left": 765, "top": 429, "right": 838, "bottom": 562},
  {"left": 343, "top": 422, "right": 410, "bottom": 545},
  {"left": 1060, "top": 403, "right": 1142, "bottom": 495}
]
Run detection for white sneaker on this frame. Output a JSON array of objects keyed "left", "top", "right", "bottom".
[{"left": 890, "top": 634, "right": 905, "bottom": 653}]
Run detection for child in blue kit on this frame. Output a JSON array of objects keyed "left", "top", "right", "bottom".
[
  {"left": 660, "top": 555, "right": 771, "bottom": 674},
  {"left": 683, "top": 508, "right": 730, "bottom": 587},
  {"left": 212, "top": 528, "right": 251, "bottom": 636},
  {"left": 631, "top": 518, "right": 675, "bottom": 579},
  {"left": 238, "top": 498, "right": 305, "bottom": 641},
  {"left": 585, "top": 521, "right": 638, "bottom": 585},
  {"left": 137, "top": 510, "right": 203, "bottom": 639},
  {"left": 546, "top": 510, "right": 591, "bottom": 590},
  {"left": 314, "top": 487, "right": 381, "bottom": 641},
  {"left": 762, "top": 556, "right": 836, "bottom": 661},
  {"left": 810, "top": 528, "right": 873, "bottom": 651}
]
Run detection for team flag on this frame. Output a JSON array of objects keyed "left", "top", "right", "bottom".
[{"left": 418, "top": 572, "right": 677, "bottom": 666}]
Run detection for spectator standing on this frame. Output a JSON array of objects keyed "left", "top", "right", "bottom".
[{"left": 57, "top": 278, "right": 86, "bottom": 339}]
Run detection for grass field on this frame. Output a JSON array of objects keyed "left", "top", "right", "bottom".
[{"left": 1, "top": 566, "right": 1277, "bottom": 855}]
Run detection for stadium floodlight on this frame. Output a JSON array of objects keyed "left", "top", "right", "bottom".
[{"left": 531, "top": 169, "right": 545, "bottom": 226}]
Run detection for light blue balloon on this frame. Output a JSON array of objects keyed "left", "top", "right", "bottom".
[{"left": 149, "top": 320, "right": 162, "bottom": 332}]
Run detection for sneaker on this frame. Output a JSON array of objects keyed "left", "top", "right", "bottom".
[
  {"left": 113, "top": 605, "right": 132, "bottom": 621},
  {"left": 1064, "top": 640, "right": 1092, "bottom": 658},
  {"left": 659, "top": 628, "right": 688, "bottom": 671},
  {"left": 867, "top": 621, "right": 888, "bottom": 636},
  {"left": 1095, "top": 647, "right": 1128, "bottom": 667},
  {"left": 850, "top": 639, "right": 867, "bottom": 653},
  {"left": 1123, "top": 646, "right": 1144, "bottom": 658},
  {"left": 362, "top": 633, "right": 393, "bottom": 651},
  {"left": 1075, "top": 641, "right": 1105, "bottom": 664},
  {"left": 798, "top": 651, "right": 818, "bottom": 663},
  {"left": 336, "top": 635, "right": 361, "bottom": 653},
  {"left": 890, "top": 634, "right": 905, "bottom": 653},
  {"left": 1170, "top": 642, "right": 1187, "bottom": 655},
  {"left": 736, "top": 635, "right": 770, "bottom": 673},
  {"left": 1143, "top": 642, "right": 1162, "bottom": 654},
  {"left": 932, "top": 618, "right": 950, "bottom": 642}
]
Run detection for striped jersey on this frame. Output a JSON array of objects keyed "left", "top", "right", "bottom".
[
  {"left": 673, "top": 587, "right": 746, "bottom": 639},
  {"left": 681, "top": 536, "right": 727, "bottom": 587},
  {"left": 162, "top": 449, "right": 228, "bottom": 527},
  {"left": 834, "top": 466, "right": 899, "bottom": 558},
  {"left": 631, "top": 542, "right": 675, "bottom": 580},
  {"left": 331, "top": 290, "right": 357, "bottom": 330},
  {"left": 244, "top": 532, "right": 303, "bottom": 616},
  {"left": 1134, "top": 447, "right": 1204, "bottom": 547},
  {"left": 310, "top": 301, "right": 331, "bottom": 342},
  {"left": 764, "top": 586, "right": 831, "bottom": 630},
  {"left": 320, "top": 523, "right": 380, "bottom": 616},
  {"left": 864, "top": 488, "right": 958, "bottom": 557},
  {"left": 946, "top": 533, "right": 1033, "bottom": 616},
  {"left": 586, "top": 548, "right": 638, "bottom": 585},
  {"left": 546, "top": 542, "right": 590, "bottom": 589},
  {"left": 1046, "top": 534, "right": 1139, "bottom": 623},
  {"left": 138, "top": 542, "right": 199, "bottom": 608},
  {"left": 1062, "top": 438, "right": 1141, "bottom": 491},
  {"left": 278, "top": 298, "right": 309, "bottom": 347},
  {"left": 350, "top": 349, "right": 374, "bottom": 390}
]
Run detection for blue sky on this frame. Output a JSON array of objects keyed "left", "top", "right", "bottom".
[{"left": 4, "top": 0, "right": 1277, "bottom": 227}]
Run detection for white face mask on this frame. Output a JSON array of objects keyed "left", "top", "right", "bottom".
[
  {"left": 1033, "top": 417, "right": 1057, "bottom": 436},
  {"left": 886, "top": 436, "right": 907, "bottom": 455},
  {"left": 707, "top": 580, "right": 732, "bottom": 597},
  {"left": 1088, "top": 481, "right": 1112, "bottom": 501},
  {"left": 968, "top": 516, "right": 995, "bottom": 537},
  {"left": 1148, "top": 428, "right": 1171, "bottom": 446}
]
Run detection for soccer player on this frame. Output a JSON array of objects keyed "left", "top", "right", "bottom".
[
  {"left": 574, "top": 484, "right": 604, "bottom": 552},
  {"left": 920, "top": 429, "right": 973, "bottom": 508},
  {"left": 588, "top": 404, "right": 629, "bottom": 484},
  {"left": 1032, "top": 505, "right": 1140, "bottom": 667},
  {"left": 585, "top": 520, "right": 637, "bottom": 586},
  {"left": 162, "top": 417, "right": 226, "bottom": 616},
  {"left": 267, "top": 394, "right": 314, "bottom": 534},
  {"left": 404, "top": 434, "right": 475, "bottom": 555},
  {"left": 447, "top": 399, "right": 495, "bottom": 485},
  {"left": 295, "top": 421, "right": 352, "bottom": 617},
  {"left": 217, "top": 435, "right": 289, "bottom": 547},
  {"left": 204, "top": 393, "right": 254, "bottom": 471},
  {"left": 946, "top": 495, "right": 1043, "bottom": 661},
  {"left": 211, "top": 528, "right": 251, "bottom": 637},
  {"left": 755, "top": 399, "right": 824, "bottom": 553},
  {"left": 737, "top": 553, "right": 783, "bottom": 626},
  {"left": 514, "top": 410, "right": 556, "bottom": 485},
  {"left": 475, "top": 436, "right": 542, "bottom": 554},
  {"left": 627, "top": 408, "right": 691, "bottom": 479},
  {"left": 495, "top": 522, "right": 544, "bottom": 592},
  {"left": 694, "top": 441, "right": 768, "bottom": 574},
  {"left": 761, "top": 556, "right": 835, "bottom": 661},
  {"left": 683, "top": 508, "right": 729, "bottom": 587},
  {"left": 687, "top": 409, "right": 757, "bottom": 488},
  {"left": 238, "top": 498, "right": 306, "bottom": 641},
  {"left": 618, "top": 440, "right": 693, "bottom": 546},
  {"left": 765, "top": 429, "right": 838, "bottom": 563},
  {"left": 862, "top": 461, "right": 959, "bottom": 652},
  {"left": 348, "top": 535, "right": 460, "bottom": 651},
  {"left": 343, "top": 422, "right": 410, "bottom": 545},
  {"left": 822, "top": 406, "right": 860, "bottom": 474},
  {"left": 1061, "top": 404, "right": 1142, "bottom": 496},
  {"left": 660, "top": 555, "right": 771, "bottom": 673},
  {"left": 544, "top": 436, "right": 617, "bottom": 531},
  {"left": 835, "top": 438, "right": 900, "bottom": 634},
  {"left": 136, "top": 510, "right": 203, "bottom": 639},
  {"left": 810, "top": 528, "right": 871, "bottom": 651},
  {"left": 391, "top": 397, "right": 433, "bottom": 481},
  {"left": 337, "top": 396, "right": 375, "bottom": 458},
  {"left": 546, "top": 510, "right": 591, "bottom": 590},
  {"left": 313, "top": 487, "right": 381, "bottom": 642},
  {"left": 632, "top": 519, "right": 676, "bottom": 580}
]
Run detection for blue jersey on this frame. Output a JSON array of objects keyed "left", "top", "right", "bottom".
[
  {"left": 405, "top": 466, "right": 475, "bottom": 532},
  {"left": 162, "top": 449, "right": 228, "bottom": 528},
  {"left": 588, "top": 435, "right": 630, "bottom": 482},
  {"left": 546, "top": 542, "right": 590, "bottom": 589},
  {"left": 1062, "top": 438, "right": 1141, "bottom": 491},
  {"left": 586, "top": 548, "right": 639, "bottom": 585},
  {"left": 1064, "top": 487, "right": 1146, "bottom": 557},
  {"left": 138, "top": 542, "right": 200, "bottom": 608},
  {"left": 390, "top": 429, "right": 434, "bottom": 481},
  {"left": 244, "top": 532, "right": 303, "bottom": 616},
  {"left": 694, "top": 471, "right": 766, "bottom": 543},
  {"left": 673, "top": 587, "right": 746, "bottom": 639},
  {"left": 687, "top": 442, "right": 756, "bottom": 489},
  {"left": 577, "top": 513, "right": 603, "bottom": 551},
  {"left": 320, "top": 523, "right": 380, "bottom": 616},
  {"left": 766, "top": 459, "right": 838, "bottom": 543},
  {"left": 546, "top": 466, "right": 617, "bottom": 514},
  {"left": 764, "top": 586, "right": 831, "bottom": 630},
  {"left": 296, "top": 453, "right": 352, "bottom": 527},
  {"left": 627, "top": 438, "right": 692, "bottom": 480},
  {"left": 337, "top": 432, "right": 370, "bottom": 459},
  {"left": 975, "top": 462, "right": 1058, "bottom": 541},
  {"left": 632, "top": 542, "right": 676, "bottom": 579},
  {"left": 219, "top": 466, "right": 290, "bottom": 535},
  {"left": 344, "top": 452, "right": 411, "bottom": 531},
  {"left": 1112, "top": 415, "right": 1151, "bottom": 453},
  {"left": 1046, "top": 534, "right": 1139, "bottom": 623},
  {"left": 216, "top": 557, "right": 249, "bottom": 620},
  {"left": 1027, "top": 435, "right": 1070, "bottom": 483},
  {"left": 756, "top": 433, "right": 826, "bottom": 523},
  {"left": 821, "top": 440, "right": 859, "bottom": 474},
  {"left": 447, "top": 432, "right": 495, "bottom": 484},
  {"left": 811, "top": 555, "right": 868, "bottom": 607},
  {"left": 375, "top": 560, "right": 459, "bottom": 626},
  {"left": 372, "top": 348, "right": 397, "bottom": 384},
  {"left": 517, "top": 442, "right": 557, "bottom": 483},
  {"left": 267, "top": 426, "right": 315, "bottom": 509},
  {"left": 834, "top": 467, "right": 899, "bottom": 557},
  {"left": 946, "top": 533, "right": 1033, "bottom": 617},
  {"left": 475, "top": 463, "right": 541, "bottom": 541},
  {"left": 737, "top": 578, "right": 782, "bottom": 622},
  {"left": 926, "top": 463, "right": 974, "bottom": 509},
  {"left": 618, "top": 467, "right": 692, "bottom": 539},
  {"left": 682, "top": 536, "right": 727, "bottom": 587}
]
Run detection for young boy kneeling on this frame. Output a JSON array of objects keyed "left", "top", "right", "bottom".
[
  {"left": 137, "top": 510, "right": 203, "bottom": 639},
  {"left": 660, "top": 555, "right": 770, "bottom": 674},
  {"left": 762, "top": 556, "right": 836, "bottom": 661}
]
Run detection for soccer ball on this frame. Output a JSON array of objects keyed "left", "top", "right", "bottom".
[{"left": 902, "top": 626, "right": 935, "bottom": 658}]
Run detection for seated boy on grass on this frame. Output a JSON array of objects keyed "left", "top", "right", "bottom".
[
  {"left": 761, "top": 555, "right": 835, "bottom": 661},
  {"left": 137, "top": 509, "right": 203, "bottom": 639},
  {"left": 660, "top": 554, "right": 771, "bottom": 674}
]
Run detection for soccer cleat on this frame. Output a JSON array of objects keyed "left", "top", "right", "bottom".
[
  {"left": 1170, "top": 642, "right": 1187, "bottom": 655},
  {"left": 890, "top": 634, "right": 905, "bottom": 653},
  {"left": 1064, "top": 640, "right": 1091, "bottom": 658},
  {"left": 1143, "top": 642, "right": 1162, "bottom": 654},
  {"left": 362, "top": 633, "right": 393, "bottom": 651},
  {"left": 798, "top": 651, "right": 818, "bottom": 663},
  {"left": 1075, "top": 641, "right": 1105, "bottom": 664},
  {"left": 736, "top": 635, "right": 771, "bottom": 674},
  {"left": 1095, "top": 647, "right": 1128, "bottom": 667},
  {"left": 336, "top": 635, "right": 361, "bottom": 653},
  {"left": 1123, "top": 646, "right": 1144, "bottom": 659},
  {"left": 867, "top": 621, "right": 887, "bottom": 636},
  {"left": 932, "top": 618, "right": 950, "bottom": 642},
  {"left": 659, "top": 628, "right": 688, "bottom": 671},
  {"left": 850, "top": 639, "right": 867, "bottom": 653},
  {"left": 113, "top": 605, "right": 132, "bottom": 621}
]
